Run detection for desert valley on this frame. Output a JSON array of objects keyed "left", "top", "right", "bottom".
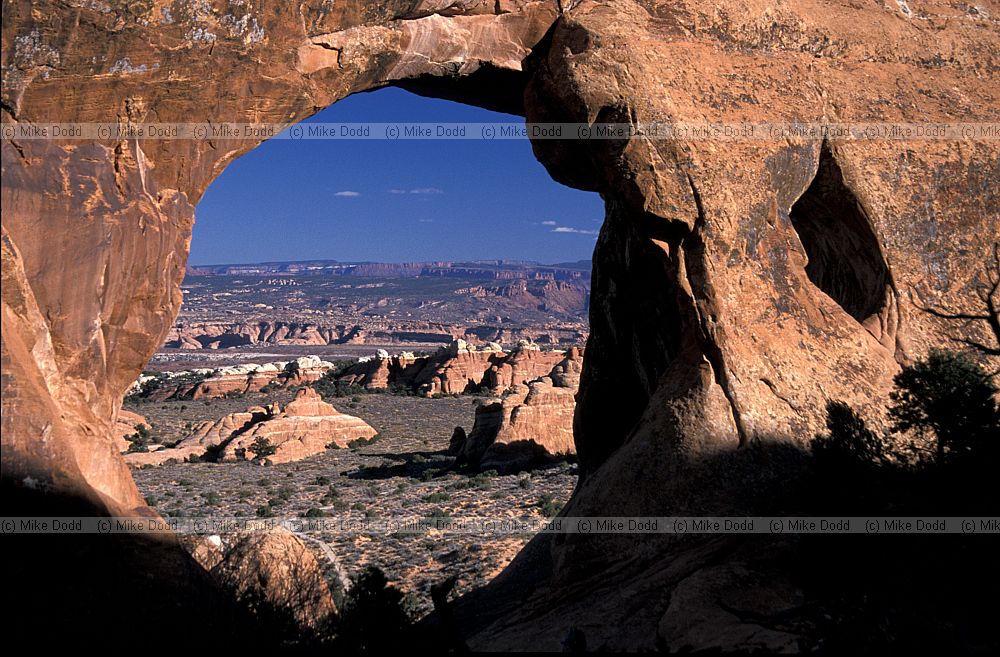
[{"left": 119, "top": 260, "right": 588, "bottom": 616}]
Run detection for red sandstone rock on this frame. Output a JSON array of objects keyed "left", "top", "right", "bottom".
[
  {"left": 112, "top": 409, "right": 149, "bottom": 454},
  {"left": 463, "top": 348, "right": 583, "bottom": 471},
  {"left": 3, "top": 0, "right": 998, "bottom": 650},
  {"left": 210, "top": 528, "right": 337, "bottom": 635},
  {"left": 125, "top": 389, "right": 374, "bottom": 467},
  {"left": 336, "top": 340, "right": 569, "bottom": 396}
]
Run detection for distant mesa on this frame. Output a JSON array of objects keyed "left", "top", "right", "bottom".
[
  {"left": 164, "top": 319, "right": 586, "bottom": 351},
  {"left": 185, "top": 258, "right": 591, "bottom": 279},
  {"left": 132, "top": 355, "right": 338, "bottom": 401}
]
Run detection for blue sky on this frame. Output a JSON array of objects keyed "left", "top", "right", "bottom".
[{"left": 191, "top": 87, "right": 604, "bottom": 265}]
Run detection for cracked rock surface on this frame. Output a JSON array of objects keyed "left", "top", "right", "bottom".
[{"left": 2, "top": 0, "right": 998, "bottom": 650}]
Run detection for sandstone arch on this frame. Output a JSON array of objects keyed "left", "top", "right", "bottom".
[{"left": 3, "top": 0, "right": 998, "bottom": 650}]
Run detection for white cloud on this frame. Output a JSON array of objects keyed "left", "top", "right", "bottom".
[
  {"left": 334, "top": 191, "right": 361, "bottom": 197},
  {"left": 418, "top": 219, "right": 434, "bottom": 223},
  {"left": 541, "top": 220, "right": 558, "bottom": 226},
  {"left": 409, "top": 187, "right": 444, "bottom": 195},
  {"left": 388, "top": 189, "right": 407, "bottom": 194},
  {"left": 552, "top": 226, "right": 599, "bottom": 235}
]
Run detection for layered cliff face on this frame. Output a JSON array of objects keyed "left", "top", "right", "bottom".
[
  {"left": 335, "top": 339, "right": 567, "bottom": 395},
  {"left": 462, "top": 347, "right": 583, "bottom": 472},
  {"left": 2, "top": 0, "right": 998, "bottom": 651}
]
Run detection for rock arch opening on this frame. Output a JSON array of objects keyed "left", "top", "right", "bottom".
[
  {"left": 126, "top": 86, "right": 601, "bottom": 616},
  {"left": 789, "top": 145, "right": 892, "bottom": 324}
]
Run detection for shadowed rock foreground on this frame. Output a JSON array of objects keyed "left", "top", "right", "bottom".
[{"left": 2, "top": 0, "right": 998, "bottom": 652}]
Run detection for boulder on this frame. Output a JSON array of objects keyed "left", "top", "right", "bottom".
[
  {"left": 126, "top": 389, "right": 375, "bottom": 466},
  {"left": 210, "top": 528, "right": 337, "bottom": 636}
]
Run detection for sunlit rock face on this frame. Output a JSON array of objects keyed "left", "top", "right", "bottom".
[
  {"left": 2, "top": 0, "right": 998, "bottom": 650},
  {"left": 1, "top": 0, "right": 559, "bottom": 514},
  {"left": 462, "top": 347, "right": 583, "bottom": 472},
  {"left": 335, "top": 339, "right": 567, "bottom": 395}
]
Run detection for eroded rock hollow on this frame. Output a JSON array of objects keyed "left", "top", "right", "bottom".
[{"left": 3, "top": 0, "right": 998, "bottom": 651}]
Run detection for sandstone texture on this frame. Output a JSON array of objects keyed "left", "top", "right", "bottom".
[
  {"left": 461, "top": 347, "right": 583, "bottom": 471},
  {"left": 112, "top": 409, "right": 149, "bottom": 453},
  {"left": 337, "top": 339, "right": 567, "bottom": 395},
  {"left": 3, "top": 0, "right": 999, "bottom": 651},
  {"left": 125, "top": 388, "right": 375, "bottom": 466},
  {"left": 135, "top": 356, "right": 338, "bottom": 401},
  {"left": 209, "top": 528, "right": 338, "bottom": 636}
]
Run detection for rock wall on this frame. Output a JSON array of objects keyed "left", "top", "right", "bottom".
[
  {"left": 462, "top": 347, "right": 582, "bottom": 471},
  {"left": 3, "top": 0, "right": 998, "bottom": 650},
  {"left": 336, "top": 339, "right": 567, "bottom": 394},
  {"left": 2, "top": 0, "right": 560, "bottom": 515}
]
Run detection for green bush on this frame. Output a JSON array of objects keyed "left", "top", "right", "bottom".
[
  {"left": 125, "top": 424, "right": 155, "bottom": 453},
  {"left": 889, "top": 349, "right": 999, "bottom": 467},
  {"left": 812, "top": 401, "right": 889, "bottom": 470},
  {"left": 249, "top": 436, "right": 277, "bottom": 461},
  {"left": 334, "top": 566, "right": 414, "bottom": 652},
  {"left": 537, "top": 493, "right": 563, "bottom": 517}
]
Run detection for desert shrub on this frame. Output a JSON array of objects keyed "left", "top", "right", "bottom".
[
  {"left": 302, "top": 507, "right": 327, "bottom": 518},
  {"left": 536, "top": 493, "right": 563, "bottom": 517},
  {"left": 809, "top": 349, "right": 1000, "bottom": 514},
  {"left": 203, "top": 491, "right": 221, "bottom": 506},
  {"left": 249, "top": 436, "right": 277, "bottom": 460},
  {"left": 419, "top": 468, "right": 441, "bottom": 482},
  {"left": 255, "top": 505, "right": 274, "bottom": 518},
  {"left": 469, "top": 473, "right": 492, "bottom": 489},
  {"left": 125, "top": 424, "right": 155, "bottom": 453},
  {"left": 812, "top": 401, "right": 889, "bottom": 471},
  {"left": 421, "top": 492, "right": 449, "bottom": 503},
  {"left": 321, "top": 485, "right": 340, "bottom": 504},
  {"left": 348, "top": 434, "right": 381, "bottom": 449},
  {"left": 313, "top": 370, "right": 372, "bottom": 399},
  {"left": 334, "top": 566, "right": 414, "bottom": 651},
  {"left": 889, "top": 349, "right": 999, "bottom": 467}
]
